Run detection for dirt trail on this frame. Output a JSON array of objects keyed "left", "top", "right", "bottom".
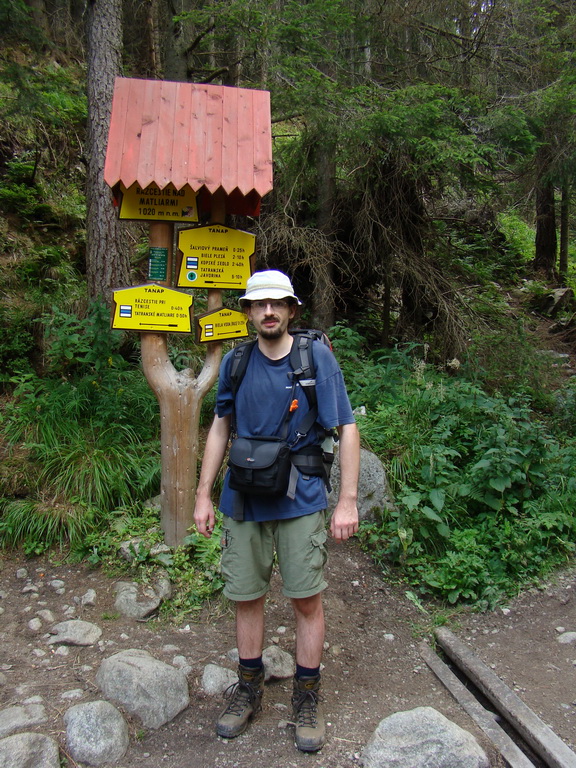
[{"left": 2, "top": 539, "right": 576, "bottom": 767}]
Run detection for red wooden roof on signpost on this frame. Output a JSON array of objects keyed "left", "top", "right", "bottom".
[{"left": 104, "top": 78, "right": 273, "bottom": 216}]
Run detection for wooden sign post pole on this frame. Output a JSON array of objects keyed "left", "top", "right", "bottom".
[{"left": 141, "top": 195, "right": 225, "bottom": 547}]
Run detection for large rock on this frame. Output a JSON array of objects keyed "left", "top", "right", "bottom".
[
  {"left": 47, "top": 620, "right": 102, "bottom": 646},
  {"left": 533, "top": 286, "right": 574, "bottom": 317},
  {"left": 228, "top": 645, "right": 295, "bottom": 681},
  {"left": 0, "top": 703, "right": 48, "bottom": 738},
  {"left": 95, "top": 649, "right": 189, "bottom": 728},
  {"left": 362, "top": 706, "right": 489, "bottom": 768},
  {"left": 201, "top": 664, "right": 238, "bottom": 696},
  {"left": 0, "top": 732, "right": 60, "bottom": 768},
  {"left": 114, "top": 578, "right": 171, "bottom": 620},
  {"left": 64, "top": 700, "right": 129, "bottom": 766},
  {"left": 328, "top": 447, "right": 394, "bottom": 521}
]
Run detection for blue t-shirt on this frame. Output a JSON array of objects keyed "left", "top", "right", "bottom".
[{"left": 216, "top": 339, "right": 355, "bottom": 522}]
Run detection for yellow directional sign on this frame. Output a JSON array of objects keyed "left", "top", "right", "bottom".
[
  {"left": 111, "top": 284, "right": 194, "bottom": 334},
  {"left": 196, "top": 307, "right": 250, "bottom": 343},
  {"left": 177, "top": 225, "right": 255, "bottom": 289},
  {"left": 117, "top": 182, "right": 198, "bottom": 222}
]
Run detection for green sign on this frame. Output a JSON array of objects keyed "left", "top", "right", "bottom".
[{"left": 148, "top": 247, "right": 168, "bottom": 281}]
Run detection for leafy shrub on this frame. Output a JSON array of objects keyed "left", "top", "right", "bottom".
[
  {"left": 356, "top": 352, "right": 576, "bottom": 608},
  {"left": 39, "top": 301, "right": 125, "bottom": 376},
  {"left": 0, "top": 181, "right": 40, "bottom": 216},
  {"left": 497, "top": 212, "right": 535, "bottom": 263},
  {"left": 329, "top": 321, "right": 415, "bottom": 410},
  {"left": 551, "top": 378, "right": 576, "bottom": 435},
  {"left": 0, "top": 306, "right": 35, "bottom": 385}
]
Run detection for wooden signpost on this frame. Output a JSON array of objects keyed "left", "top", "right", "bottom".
[{"left": 104, "top": 77, "right": 272, "bottom": 546}]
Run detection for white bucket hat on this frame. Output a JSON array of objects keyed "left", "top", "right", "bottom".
[{"left": 239, "top": 270, "right": 302, "bottom": 306}]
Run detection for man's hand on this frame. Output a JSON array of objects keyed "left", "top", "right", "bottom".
[
  {"left": 330, "top": 498, "right": 359, "bottom": 541},
  {"left": 193, "top": 494, "right": 216, "bottom": 538}
]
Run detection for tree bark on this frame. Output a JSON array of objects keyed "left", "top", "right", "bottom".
[
  {"left": 85, "top": 0, "right": 130, "bottom": 303},
  {"left": 533, "top": 145, "right": 557, "bottom": 278},
  {"left": 311, "top": 139, "right": 336, "bottom": 331},
  {"left": 559, "top": 182, "right": 570, "bottom": 281}
]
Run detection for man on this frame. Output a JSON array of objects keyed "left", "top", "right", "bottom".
[{"left": 194, "top": 269, "right": 360, "bottom": 752}]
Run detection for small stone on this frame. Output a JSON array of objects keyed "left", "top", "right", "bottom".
[
  {"left": 37, "top": 609, "right": 55, "bottom": 623},
  {"left": 61, "top": 689, "right": 84, "bottom": 700},
  {"left": 81, "top": 588, "right": 97, "bottom": 605},
  {"left": 50, "top": 580, "right": 65, "bottom": 590},
  {"left": 383, "top": 633, "right": 395, "bottom": 642},
  {"left": 28, "top": 618, "right": 43, "bottom": 632},
  {"left": 54, "top": 646, "right": 70, "bottom": 656},
  {"left": 556, "top": 626, "right": 566, "bottom": 633},
  {"left": 276, "top": 626, "right": 287, "bottom": 634},
  {"left": 558, "top": 632, "right": 576, "bottom": 645},
  {"left": 172, "top": 656, "right": 192, "bottom": 675},
  {"left": 16, "top": 568, "right": 28, "bottom": 579}
]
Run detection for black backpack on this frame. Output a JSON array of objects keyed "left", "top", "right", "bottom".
[{"left": 228, "top": 328, "right": 336, "bottom": 489}]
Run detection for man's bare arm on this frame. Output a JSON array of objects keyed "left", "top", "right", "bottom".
[
  {"left": 330, "top": 422, "right": 360, "bottom": 541},
  {"left": 193, "top": 413, "right": 231, "bottom": 537}
]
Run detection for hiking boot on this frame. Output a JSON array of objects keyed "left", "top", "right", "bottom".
[
  {"left": 291, "top": 674, "right": 326, "bottom": 752},
  {"left": 216, "top": 664, "right": 265, "bottom": 738}
]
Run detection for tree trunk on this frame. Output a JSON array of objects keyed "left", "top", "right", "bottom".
[
  {"left": 311, "top": 139, "right": 336, "bottom": 331},
  {"left": 147, "top": 0, "right": 162, "bottom": 78},
  {"left": 159, "top": 0, "right": 195, "bottom": 81},
  {"left": 559, "top": 181, "right": 570, "bottom": 281},
  {"left": 533, "top": 145, "right": 557, "bottom": 278},
  {"left": 23, "top": 0, "right": 49, "bottom": 36},
  {"left": 85, "top": 0, "right": 130, "bottom": 303},
  {"left": 141, "top": 205, "right": 224, "bottom": 546}
]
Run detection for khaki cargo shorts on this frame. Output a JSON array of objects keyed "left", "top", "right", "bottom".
[{"left": 220, "top": 510, "right": 328, "bottom": 601}]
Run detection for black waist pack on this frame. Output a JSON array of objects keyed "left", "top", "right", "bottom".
[{"left": 228, "top": 436, "right": 292, "bottom": 496}]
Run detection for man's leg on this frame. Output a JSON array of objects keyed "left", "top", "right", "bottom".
[
  {"left": 237, "top": 595, "right": 266, "bottom": 659},
  {"left": 291, "top": 593, "right": 324, "bottom": 668},
  {"left": 217, "top": 517, "right": 272, "bottom": 739},
  {"left": 291, "top": 592, "right": 327, "bottom": 752},
  {"left": 275, "top": 512, "right": 328, "bottom": 752}
]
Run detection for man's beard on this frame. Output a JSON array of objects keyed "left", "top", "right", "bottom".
[{"left": 259, "top": 325, "right": 284, "bottom": 340}]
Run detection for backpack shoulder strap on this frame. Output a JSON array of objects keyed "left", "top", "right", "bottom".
[
  {"left": 289, "top": 331, "right": 317, "bottom": 410},
  {"left": 229, "top": 339, "right": 258, "bottom": 397},
  {"left": 228, "top": 340, "right": 257, "bottom": 437}
]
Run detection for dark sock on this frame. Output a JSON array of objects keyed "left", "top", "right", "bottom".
[
  {"left": 239, "top": 656, "right": 263, "bottom": 670},
  {"left": 296, "top": 664, "right": 320, "bottom": 679}
]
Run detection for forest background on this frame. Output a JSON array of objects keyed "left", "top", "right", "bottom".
[{"left": 1, "top": 0, "right": 576, "bottom": 617}]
